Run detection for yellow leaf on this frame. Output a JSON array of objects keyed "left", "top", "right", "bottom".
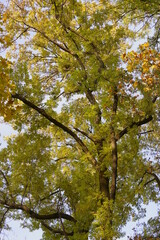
[
  {"left": 142, "top": 42, "right": 149, "bottom": 48},
  {"left": 127, "top": 65, "right": 133, "bottom": 72},
  {"left": 133, "top": 81, "right": 138, "bottom": 88}
]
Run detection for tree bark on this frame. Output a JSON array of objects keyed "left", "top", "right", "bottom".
[
  {"left": 110, "top": 129, "right": 118, "bottom": 201},
  {"left": 99, "top": 170, "right": 110, "bottom": 200}
]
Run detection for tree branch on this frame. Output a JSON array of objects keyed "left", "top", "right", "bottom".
[
  {"left": 116, "top": 115, "right": 153, "bottom": 140},
  {"left": 11, "top": 27, "right": 29, "bottom": 43},
  {"left": 57, "top": 202, "right": 69, "bottom": 240},
  {"left": 110, "top": 128, "right": 118, "bottom": 201},
  {"left": 144, "top": 178, "right": 155, "bottom": 187},
  {"left": 51, "top": 1, "right": 105, "bottom": 69},
  {"left": 12, "top": 94, "right": 88, "bottom": 152},
  {"left": 21, "top": 22, "right": 74, "bottom": 55},
  {"left": 112, "top": 87, "right": 118, "bottom": 114},
  {"left": 85, "top": 89, "right": 101, "bottom": 124},
  {"left": 116, "top": 96, "right": 158, "bottom": 140},
  {"left": 0, "top": 200, "right": 76, "bottom": 222},
  {"left": 146, "top": 171, "right": 160, "bottom": 190},
  {"left": 40, "top": 190, "right": 60, "bottom": 202},
  {"left": 0, "top": 209, "right": 9, "bottom": 232},
  {"left": 12, "top": 94, "right": 97, "bottom": 166},
  {"left": 73, "top": 127, "right": 95, "bottom": 143},
  {"left": 21, "top": 21, "right": 87, "bottom": 72},
  {"left": 139, "top": 170, "right": 160, "bottom": 191},
  {"left": 110, "top": 87, "right": 118, "bottom": 201},
  {"left": 138, "top": 130, "right": 154, "bottom": 135},
  {"left": 0, "top": 170, "right": 9, "bottom": 187},
  {"left": 41, "top": 221, "right": 74, "bottom": 236}
]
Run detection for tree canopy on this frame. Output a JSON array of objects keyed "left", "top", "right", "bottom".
[{"left": 0, "top": 0, "right": 160, "bottom": 239}]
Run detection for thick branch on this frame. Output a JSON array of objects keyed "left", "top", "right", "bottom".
[
  {"left": 12, "top": 94, "right": 88, "bottom": 153},
  {"left": 12, "top": 94, "right": 97, "bottom": 166},
  {"left": 86, "top": 89, "right": 97, "bottom": 105},
  {"left": 0, "top": 200, "right": 76, "bottom": 222}
]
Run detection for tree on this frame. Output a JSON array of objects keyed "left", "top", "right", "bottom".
[{"left": 0, "top": 1, "right": 159, "bottom": 239}]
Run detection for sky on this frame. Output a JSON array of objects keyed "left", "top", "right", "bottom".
[{"left": 0, "top": 0, "right": 159, "bottom": 239}]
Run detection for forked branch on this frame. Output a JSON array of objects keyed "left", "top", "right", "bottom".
[
  {"left": 12, "top": 94, "right": 97, "bottom": 166},
  {"left": 0, "top": 200, "right": 76, "bottom": 222}
]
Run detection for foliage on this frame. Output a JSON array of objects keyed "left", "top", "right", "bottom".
[{"left": 0, "top": 1, "right": 160, "bottom": 239}]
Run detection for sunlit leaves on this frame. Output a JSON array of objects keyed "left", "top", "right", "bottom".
[{"left": 122, "top": 43, "right": 160, "bottom": 95}]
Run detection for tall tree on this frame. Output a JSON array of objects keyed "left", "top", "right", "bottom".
[{"left": 0, "top": 1, "right": 159, "bottom": 239}]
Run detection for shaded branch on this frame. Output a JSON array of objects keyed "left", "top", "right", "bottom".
[
  {"left": 110, "top": 87, "right": 118, "bottom": 201},
  {"left": 21, "top": 182, "right": 28, "bottom": 205},
  {"left": 11, "top": 27, "right": 29, "bottom": 43},
  {"left": 112, "top": 87, "right": 118, "bottom": 114},
  {"left": 146, "top": 171, "right": 160, "bottom": 190},
  {"left": 40, "top": 190, "right": 60, "bottom": 202},
  {"left": 138, "top": 170, "right": 160, "bottom": 190},
  {"left": 138, "top": 171, "right": 147, "bottom": 186},
  {"left": 12, "top": 94, "right": 90, "bottom": 155},
  {"left": 0, "top": 170, "right": 9, "bottom": 187},
  {"left": 0, "top": 209, "right": 9, "bottom": 232},
  {"left": 117, "top": 96, "right": 158, "bottom": 140},
  {"left": 41, "top": 221, "right": 74, "bottom": 236},
  {"left": 0, "top": 200, "right": 76, "bottom": 222},
  {"left": 110, "top": 128, "right": 118, "bottom": 201},
  {"left": 116, "top": 115, "right": 153, "bottom": 140},
  {"left": 73, "top": 127, "right": 95, "bottom": 143},
  {"left": 138, "top": 130, "right": 154, "bottom": 135},
  {"left": 144, "top": 178, "right": 155, "bottom": 187},
  {"left": 57, "top": 201, "right": 69, "bottom": 240},
  {"left": 85, "top": 89, "right": 101, "bottom": 124},
  {"left": 99, "top": 170, "right": 110, "bottom": 200}
]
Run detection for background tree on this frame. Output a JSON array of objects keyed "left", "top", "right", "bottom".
[{"left": 0, "top": 0, "right": 159, "bottom": 239}]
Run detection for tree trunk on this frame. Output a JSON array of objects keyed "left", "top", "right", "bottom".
[{"left": 99, "top": 169, "right": 110, "bottom": 200}]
